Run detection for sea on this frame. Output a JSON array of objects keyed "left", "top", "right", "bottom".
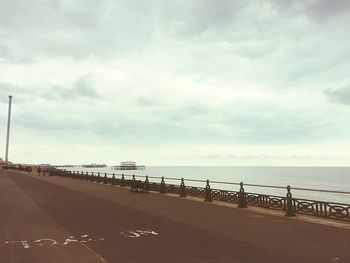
[{"left": 66, "top": 166, "right": 350, "bottom": 204}]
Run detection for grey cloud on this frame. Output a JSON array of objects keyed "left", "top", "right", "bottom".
[
  {"left": 0, "top": 0, "right": 156, "bottom": 60},
  {"left": 15, "top": 113, "right": 64, "bottom": 133},
  {"left": 0, "top": 44, "right": 13, "bottom": 62},
  {"left": 324, "top": 85, "right": 350, "bottom": 105},
  {"left": 157, "top": 0, "right": 248, "bottom": 40},
  {"left": 72, "top": 75, "right": 100, "bottom": 98},
  {"left": 305, "top": 0, "right": 350, "bottom": 21},
  {"left": 41, "top": 75, "right": 100, "bottom": 100},
  {"left": 270, "top": 0, "right": 350, "bottom": 22},
  {"left": 0, "top": 75, "right": 99, "bottom": 105},
  {"left": 1, "top": 0, "right": 348, "bottom": 65},
  {"left": 167, "top": 104, "right": 210, "bottom": 123},
  {"left": 228, "top": 116, "right": 311, "bottom": 143},
  {"left": 0, "top": 0, "right": 251, "bottom": 61},
  {"left": 135, "top": 97, "right": 162, "bottom": 107},
  {"left": 0, "top": 40, "right": 34, "bottom": 63},
  {"left": 0, "top": 83, "right": 35, "bottom": 103},
  {"left": 223, "top": 105, "right": 336, "bottom": 143}
]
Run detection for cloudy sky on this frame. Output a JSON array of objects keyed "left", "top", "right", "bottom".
[{"left": 1, "top": 0, "right": 350, "bottom": 166}]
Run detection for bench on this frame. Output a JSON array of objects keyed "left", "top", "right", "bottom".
[{"left": 131, "top": 180, "right": 145, "bottom": 193}]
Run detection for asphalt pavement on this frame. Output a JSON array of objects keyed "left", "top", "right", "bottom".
[{"left": 1, "top": 170, "right": 349, "bottom": 263}]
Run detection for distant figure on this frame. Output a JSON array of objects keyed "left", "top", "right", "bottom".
[{"left": 37, "top": 166, "right": 42, "bottom": 176}]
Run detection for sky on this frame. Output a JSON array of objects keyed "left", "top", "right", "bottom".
[{"left": 1, "top": 0, "right": 350, "bottom": 166}]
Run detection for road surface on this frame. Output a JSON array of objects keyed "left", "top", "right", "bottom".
[{"left": 0, "top": 170, "right": 349, "bottom": 262}]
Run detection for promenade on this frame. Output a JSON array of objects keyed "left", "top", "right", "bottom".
[{"left": 0, "top": 170, "right": 349, "bottom": 263}]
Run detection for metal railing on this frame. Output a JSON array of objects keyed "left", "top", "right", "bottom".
[{"left": 46, "top": 169, "right": 350, "bottom": 222}]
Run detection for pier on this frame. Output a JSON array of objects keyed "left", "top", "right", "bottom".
[
  {"left": 1, "top": 169, "right": 349, "bottom": 262},
  {"left": 111, "top": 165, "right": 145, "bottom": 170},
  {"left": 112, "top": 161, "right": 145, "bottom": 170}
]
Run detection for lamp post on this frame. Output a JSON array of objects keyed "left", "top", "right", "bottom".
[{"left": 5, "top": 95, "right": 13, "bottom": 162}]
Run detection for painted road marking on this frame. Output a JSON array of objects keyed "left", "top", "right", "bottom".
[
  {"left": 3, "top": 234, "right": 104, "bottom": 249},
  {"left": 4, "top": 241, "right": 30, "bottom": 249},
  {"left": 120, "top": 229, "right": 158, "bottom": 238},
  {"left": 34, "top": 238, "right": 58, "bottom": 246},
  {"left": 2, "top": 230, "right": 158, "bottom": 249}
]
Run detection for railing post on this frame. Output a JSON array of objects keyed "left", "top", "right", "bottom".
[
  {"left": 204, "top": 179, "right": 212, "bottom": 202},
  {"left": 238, "top": 182, "right": 247, "bottom": 208},
  {"left": 120, "top": 174, "right": 125, "bottom": 187},
  {"left": 179, "top": 178, "right": 187, "bottom": 197},
  {"left": 131, "top": 175, "right": 136, "bottom": 192},
  {"left": 160, "top": 176, "right": 166, "bottom": 194},
  {"left": 104, "top": 173, "right": 108, "bottom": 184},
  {"left": 97, "top": 172, "right": 100, "bottom": 183},
  {"left": 91, "top": 172, "right": 95, "bottom": 182},
  {"left": 111, "top": 173, "right": 116, "bottom": 185},
  {"left": 86, "top": 172, "right": 89, "bottom": 181},
  {"left": 285, "top": 185, "right": 296, "bottom": 217},
  {"left": 144, "top": 176, "right": 149, "bottom": 193}
]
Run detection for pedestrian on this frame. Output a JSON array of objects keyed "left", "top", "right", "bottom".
[{"left": 37, "top": 166, "right": 42, "bottom": 176}]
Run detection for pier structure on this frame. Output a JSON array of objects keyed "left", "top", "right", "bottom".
[
  {"left": 112, "top": 161, "right": 145, "bottom": 170},
  {"left": 112, "top": 165, "right": 145, "bottom": 170}
]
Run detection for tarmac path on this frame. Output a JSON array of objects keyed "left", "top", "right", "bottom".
[{"left": 1, "top": 170, "right": 349, "bottom": 263}]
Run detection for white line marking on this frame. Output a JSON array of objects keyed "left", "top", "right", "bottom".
[
  {"left": 5, "top": 241, "right": 30, "bottom": 249},
  {"left": 34, "top": 238, "right": 58, "bottom": 246},
  {"left": 81, "top": 243, "right": 108, "bottom": 262},
  {"left": 120, "top": 229, "right": 159, "bottom": 238},
  {"left": 63, "top": 237, "right": 78, "bottom": 245}
]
